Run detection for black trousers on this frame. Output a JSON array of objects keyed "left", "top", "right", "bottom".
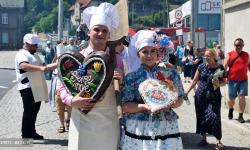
[
  {"left": 183, "top": 64, "right": 192, "bottom": 77},
  {"left": 20, "top": 88, "right": 41, "bottom": 137}
]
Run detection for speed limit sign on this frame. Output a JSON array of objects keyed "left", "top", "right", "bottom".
[{"left": 175, "top": 10, "right": 183, "bottom": 19}]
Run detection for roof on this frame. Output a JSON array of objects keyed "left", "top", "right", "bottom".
[
  {"left": 77, "top": 0, "right": 89, "bottom": 3},
  {"left": 0, "top": 0, "right": 24, "bottom": 8},
  {"left": 68, "top": 5, "right": 75, "bottom": 11},
  {"left": 68, "top": 0, "right": 91, "bottom": 11},
  {"left": 80, "top": 0, "right": 91, "bottom": 8}
]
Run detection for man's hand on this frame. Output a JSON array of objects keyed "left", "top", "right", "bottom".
[
  {"left": 113, "top": 68, "right": 123, "bottom": 84},
  {"left": 40, "top": 66, "right": 49, "bottom": 74},
  {"left": 71, "top": 88, "right": 95, "bottom": 109}
]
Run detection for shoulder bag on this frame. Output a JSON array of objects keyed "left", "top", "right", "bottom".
[
  {"left": 205, "top": 64, "right": 221, "bottom": 105},
  {"left": 227, "top": 51, "right": 243, "bottom": 76}
]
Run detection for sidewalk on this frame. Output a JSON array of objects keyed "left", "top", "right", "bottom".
[
  {"left": 0, "top": 81, "right": 68, "bottom": 150},
  {"left": 180, "top": 72, "right": 250, "bottom": 139}
]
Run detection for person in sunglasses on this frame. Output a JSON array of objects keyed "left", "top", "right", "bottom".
[
  {"left": 62, "top": 41, "right": 67, "bottom": 46},
  {"left": 223, "top": 38, "right": 250, "bottom": 123}
]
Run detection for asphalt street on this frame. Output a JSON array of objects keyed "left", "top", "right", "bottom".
[{"left": 0, "top": 69, "right": 16, "bottom": 100}]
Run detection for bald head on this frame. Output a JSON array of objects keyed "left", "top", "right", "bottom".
[{"left": 69, "top": 38, "right": 74, "bottom": 45}]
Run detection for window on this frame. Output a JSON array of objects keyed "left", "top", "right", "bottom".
[
  {"left": 197, "top": 15, "right": 220, "bottom": 31},
  {"left": 208, "top": 15, "right": 220, "bottom": 30},
  {"left": 2, "top": 33, "right": 8, "bottom": 43},
  {"left": 142, "top": 6, "right": 146, "bottom": 10},
  {"left": 185, "top": 17, "right": 190, "bottom": 27},
  {"left": 76, "top": 11, "right": 78, "bottom": 17},
  {"left": 2, "top": 14, "right": 8, "bottom": 24},
  {"left": 133, "top": 5, "right": 136, "bottom": 10},
  {"left": 75, "top": 2, "right": 78, "bottom": 8},
  {"left": 172, "top": 33, "right": 177, "bottom": 40}
]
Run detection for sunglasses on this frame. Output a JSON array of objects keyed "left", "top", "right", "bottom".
[
  {"left": 234, "top": 44, "right": 243, "bottom": 47},
  {"left": 205, "top": 55, "right": 212, "bottom": 58},
  {"left": 187, "top": 42, "right": 191, "bottom": 43},
  {"left": 63, "top": 43, "right": 67, "bottom": 45}
]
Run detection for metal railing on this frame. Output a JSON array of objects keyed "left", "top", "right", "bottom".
[{"left": 46, "top": 34, "right": 77, "bottom": 48}]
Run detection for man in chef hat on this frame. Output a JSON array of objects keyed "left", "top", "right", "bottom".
[
  {"left": 15, "top": 34, "right": 58, "bottom": 139},
  {"left": 58, "top": 3, "right": 124, "bottom": 150}
]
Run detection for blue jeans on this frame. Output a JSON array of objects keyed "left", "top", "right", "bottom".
[{"left": 228, "top": 80, "right": 248, "bottom": 98}]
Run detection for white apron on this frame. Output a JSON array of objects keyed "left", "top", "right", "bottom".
[
  {"left": 68, "top": 80, "right": 120, "bottom": 150},
  {"left": 16, "top": 52, "right": 49, "bottom": 103},
  {"left": 122, "top": 48, "right": 129, "bottom": 75},
  {"left": 28, "top": 53, "right": 49, "bottom": 103}
]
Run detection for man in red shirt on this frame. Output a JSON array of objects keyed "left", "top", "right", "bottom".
[{"left": 224, "top": 38, "right": 250, "bottom": 123}]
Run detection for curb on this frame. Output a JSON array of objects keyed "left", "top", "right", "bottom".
[
  {"left": 221, "top": 117, "right": 250, "bottom": 139},
  {"left": 180, "top": 104, "right": 250, "bottom": 139}
]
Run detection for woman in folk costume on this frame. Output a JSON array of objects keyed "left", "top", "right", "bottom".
[
  {"left": 120, "top": 30, "right": 185, "bottom": 150},
  {"left": 42, "top": 41, "right": 55, "bottom": 80},
  {"left": 59, "top": 3, "right": 124, "bottom": 150}
]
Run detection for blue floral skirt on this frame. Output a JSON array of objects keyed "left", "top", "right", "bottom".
[{"left": 120, "top": 119, "right": 183, "bottom": 150}]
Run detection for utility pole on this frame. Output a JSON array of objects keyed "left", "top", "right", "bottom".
[
  {"left": 163, "top": 0, "right": 165, "bottom": 27},
  {"left": 167, "top": 0, "right": 169, "bottom": 28},
  {"left": 132, "top": 3, "right": 134, "bottom": 28},
  {"left": 190, "top": 0, "right": 195, "bottom": 44},
  {"left": 58, "top": 0, "right": 63, "bottom": 42}
]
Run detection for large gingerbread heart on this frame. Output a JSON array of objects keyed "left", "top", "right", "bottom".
[
  {"left": 139, "top": 79, "right": 178, "bottom": 113},
  {"left": 58, "top": 50, "right": 114, "bottom": 114}
]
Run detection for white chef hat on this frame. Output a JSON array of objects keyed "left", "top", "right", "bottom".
[
  {"left": 127, "top": 30, "right": 157, "bottom": 72},
  {"left": 23, "top": 34, "right": 39, "bottom": 44},
  {"left": 83, "top": 3, "right": 119, "bottom": 32},
  {"left": 57, "top": 44, "right": 66, "bottom": 57}
]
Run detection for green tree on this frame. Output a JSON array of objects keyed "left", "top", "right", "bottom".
[{"left": 69, "top": 25, "right": 79, "bottom": 36}]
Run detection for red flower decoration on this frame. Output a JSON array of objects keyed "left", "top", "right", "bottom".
[
  {"left": 157, "top": 72, "right": 164, "bottom": 80},
  {"left": 64, "top": 59, "right": 73, "bottom": 69}
]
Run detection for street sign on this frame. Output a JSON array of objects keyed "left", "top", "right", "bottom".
[
  {"left": 175, "top": 20, "right": 183, "bottom": 27},
  {"left": 175, "top": 10, "right": 183, "bottom": 19}
]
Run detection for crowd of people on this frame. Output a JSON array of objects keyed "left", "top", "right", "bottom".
[{"left": 14, "top": 2, "right": 250, "bottom": 150}]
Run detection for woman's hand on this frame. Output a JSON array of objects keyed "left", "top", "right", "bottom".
[
  {"left": 142, "top": 104, "right": 151, "bottom": 113},
  {"left": 184, "top": 92, "right": 188, "bottom": 99},
  {"left": 212, "top": 79, "right": 220, "bottom": 87},
  {"left": 71, "top": 88, "right": 95, "bottom": 110},
  {"left": 113, "top": 68, "right": 123, "bottom": 84}
]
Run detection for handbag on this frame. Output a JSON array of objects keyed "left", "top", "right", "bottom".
[
  {"left": 227, "top": 51, "right": 243, "bottom": 76},
  {"left": 205, "top": 64, "right": 221, "bottom": 105}
]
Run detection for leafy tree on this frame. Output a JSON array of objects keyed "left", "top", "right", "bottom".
[
  {"left": 34, "top": 22, "right": 42, "bottom": 33},
  {"left": 109, "top": 0, "right": 118, "bottom": 5},
  {"left": 69, "top": 25, "right": 79, "bottom": 36}
]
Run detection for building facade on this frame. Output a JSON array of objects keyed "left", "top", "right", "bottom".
[
  {"left": 128, "top": 0, "right": 161, "bottom": 16},
  {"left": 69, "top": 0, "right": 161, "bottom": 26},
  {"left": 0, "top": 0, "right": 24, "bottom": 50},
  {"left": 68, "top": 0, "right": 106, "bottom": 26},
  {"left": 223, "top": 0, "right": 250, "bottom": 114},
  {"left": 169, "top": 0, "right": 222, "bottom": 48}
]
